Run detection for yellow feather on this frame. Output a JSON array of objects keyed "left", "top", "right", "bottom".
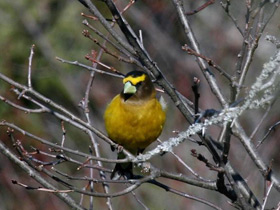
[
  {"left": 123, "top": 74, "right": 146, "bottom": 85},
  {"left": 104, "top": 94, "right": 166, "bottom": 153}
]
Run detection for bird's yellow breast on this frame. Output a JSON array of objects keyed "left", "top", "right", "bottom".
[{"left": 104, "top": 95, "right": 166, "bottom": 153}]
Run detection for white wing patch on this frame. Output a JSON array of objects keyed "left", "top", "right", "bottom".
[{"left": 159, "top": 96, "right": 167, "bottom": 111}]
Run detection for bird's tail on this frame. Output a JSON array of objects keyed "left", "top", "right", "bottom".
[{"left": 111, "top": 152, "right": 133, "bottom": 180}]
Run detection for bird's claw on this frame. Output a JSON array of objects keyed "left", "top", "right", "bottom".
[{"left": 117, "top": 145, "right": 124, "bottom": 153}]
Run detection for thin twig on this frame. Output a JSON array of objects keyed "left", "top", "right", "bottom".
[
  {"left": 82, "top": 19, "right": 139, "bottom": 64},
  {"left": 85, "top": 54, "right": 122, "bottom": 76},
  {"left": 192, "top": 77, "right": 201, "bottom": 123},
  {"left": 233, "top": 122, "right": 280, "bottom": 192},
  {"left": 81, "top": 12, "right": 99, "bottom": 21},
  {"left": 82, "top": 0, "right": 136, "bottom": 55},
  {"left": 56, "top": 57, "right": 124, "bottom": 78},
  {"left": 257, "top": 121, "right": 280, "bottom": 148},
  {"left": 186, "top": 0, "right": 215, "bottom": 16},
  {"left": 61, "top": 121, "right": 66, "bottom": 149},
  {"left": 82, "top": 30, "right": 135, "bottom": 65},
  {"left": 220, "top": 1, "right": 243, "bottom": 35},
  {"left": 157, "top": 139, "right": 209, "bottom": 181},
  {"left": 0, "top": 121, "right": 130, "bottom": 164},
  {"left": 12, "top": 180, "right": 73, "bottom": 193},
  {"left": 130, "top": 190, "right": 150, "bottom": 210},
  {"left": 249, "top": 103, "right": 272, "bottom": 140},
  {"left": 121, "top": 0, "right": 136, "bottom": 14},
  {"left": 149, "top": 179, "right": 222, "bottom": 210},
  {"left": 182, "top": 44, "right": 232, "bottom": 82},
  {"left": 0, "top": 95, "right": 46, "bottom": 113},
  {"left": 0, "top": 140, "right": 84, "bottom": 210},
  {"left": 261, "top": 181, "right": 274, "bottom": 210},
  {"left": 172, "top": 0, "right": 228, "bottom": 106},
  {"left": 27, "top": 44, "right": 35, "bottom": 88},
  {"left": 0, "top": 72, "right": 132, "bottom": 158},
  {"left": 83, "top": 46, "right": 113, "bottom": 209}
]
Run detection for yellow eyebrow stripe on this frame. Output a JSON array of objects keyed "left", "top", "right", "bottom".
[{"left": 123, "top": 74, "right": 146, "bottom": 85}]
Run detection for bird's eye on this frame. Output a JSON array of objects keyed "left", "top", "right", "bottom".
[{"left": 136, "top": 81, "right": 142, "bottom": 87}]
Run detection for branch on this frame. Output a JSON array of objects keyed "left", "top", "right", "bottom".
[
  {"left": 82, "top": 47, "right": 112, "bottom": 209},
  {"left": 182, "top": 45, "right": 233, "bottom": 82},
  {"left": 95, "top": 0, "right": 200, "bottom": 132},
  {"left": 56, "top": 56, "right": 123, "bottom": 78},
  {"left": 27, "top": 44, "right": 35, "bottom": 88},
  {"left": 172, "top": 0, "right": 228, "bottom": 106},
  {"left": 148, "top": 180, "right": 222, "bottom": 210},
  {"left": 186, "top": 0, "right": 215, "bottom": 16},
  {"left": 83, "top": 0, "right": 136, "bottom": 55},
  {"left": 0, "top": 121, "right": 130, "bottom": 164},
  {"left": 0, "top": 72, "right": 133, "bottom": 159},
  {"left": 0, "top": 140, "right": 84, "bottom": 210},
  {"left": 257, "top": 120, "right": 280, "bottom": 148}
]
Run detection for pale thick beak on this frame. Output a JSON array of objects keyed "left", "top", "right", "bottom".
[{"left": 123, "top": 82, "right": 137, "bottom": 94}]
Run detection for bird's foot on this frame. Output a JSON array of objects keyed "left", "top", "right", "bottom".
[
  {"left": 116, "top": 145, "right": 124, "bottom": 153},
  {"left": 110, "top": 144, "right": 124, "bottom": 153},
  {"left": 141, "top": 162, "right": 151, "bottom": 174}
]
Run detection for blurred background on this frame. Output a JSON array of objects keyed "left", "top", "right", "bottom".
[{"left": 0, "top": 0, "right": 280, "bottom": 209}]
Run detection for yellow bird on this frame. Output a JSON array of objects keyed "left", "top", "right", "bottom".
[{"left": 104, "top": 71, "right": 166, "bottom": 179}]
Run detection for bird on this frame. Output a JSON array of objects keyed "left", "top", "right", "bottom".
[{"left": 104, "top": 70, "right": 166, "bottom": 179}]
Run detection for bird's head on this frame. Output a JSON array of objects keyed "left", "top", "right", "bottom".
[{"left": 121, "top": 71, "right": 155, "bottom": 101}]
